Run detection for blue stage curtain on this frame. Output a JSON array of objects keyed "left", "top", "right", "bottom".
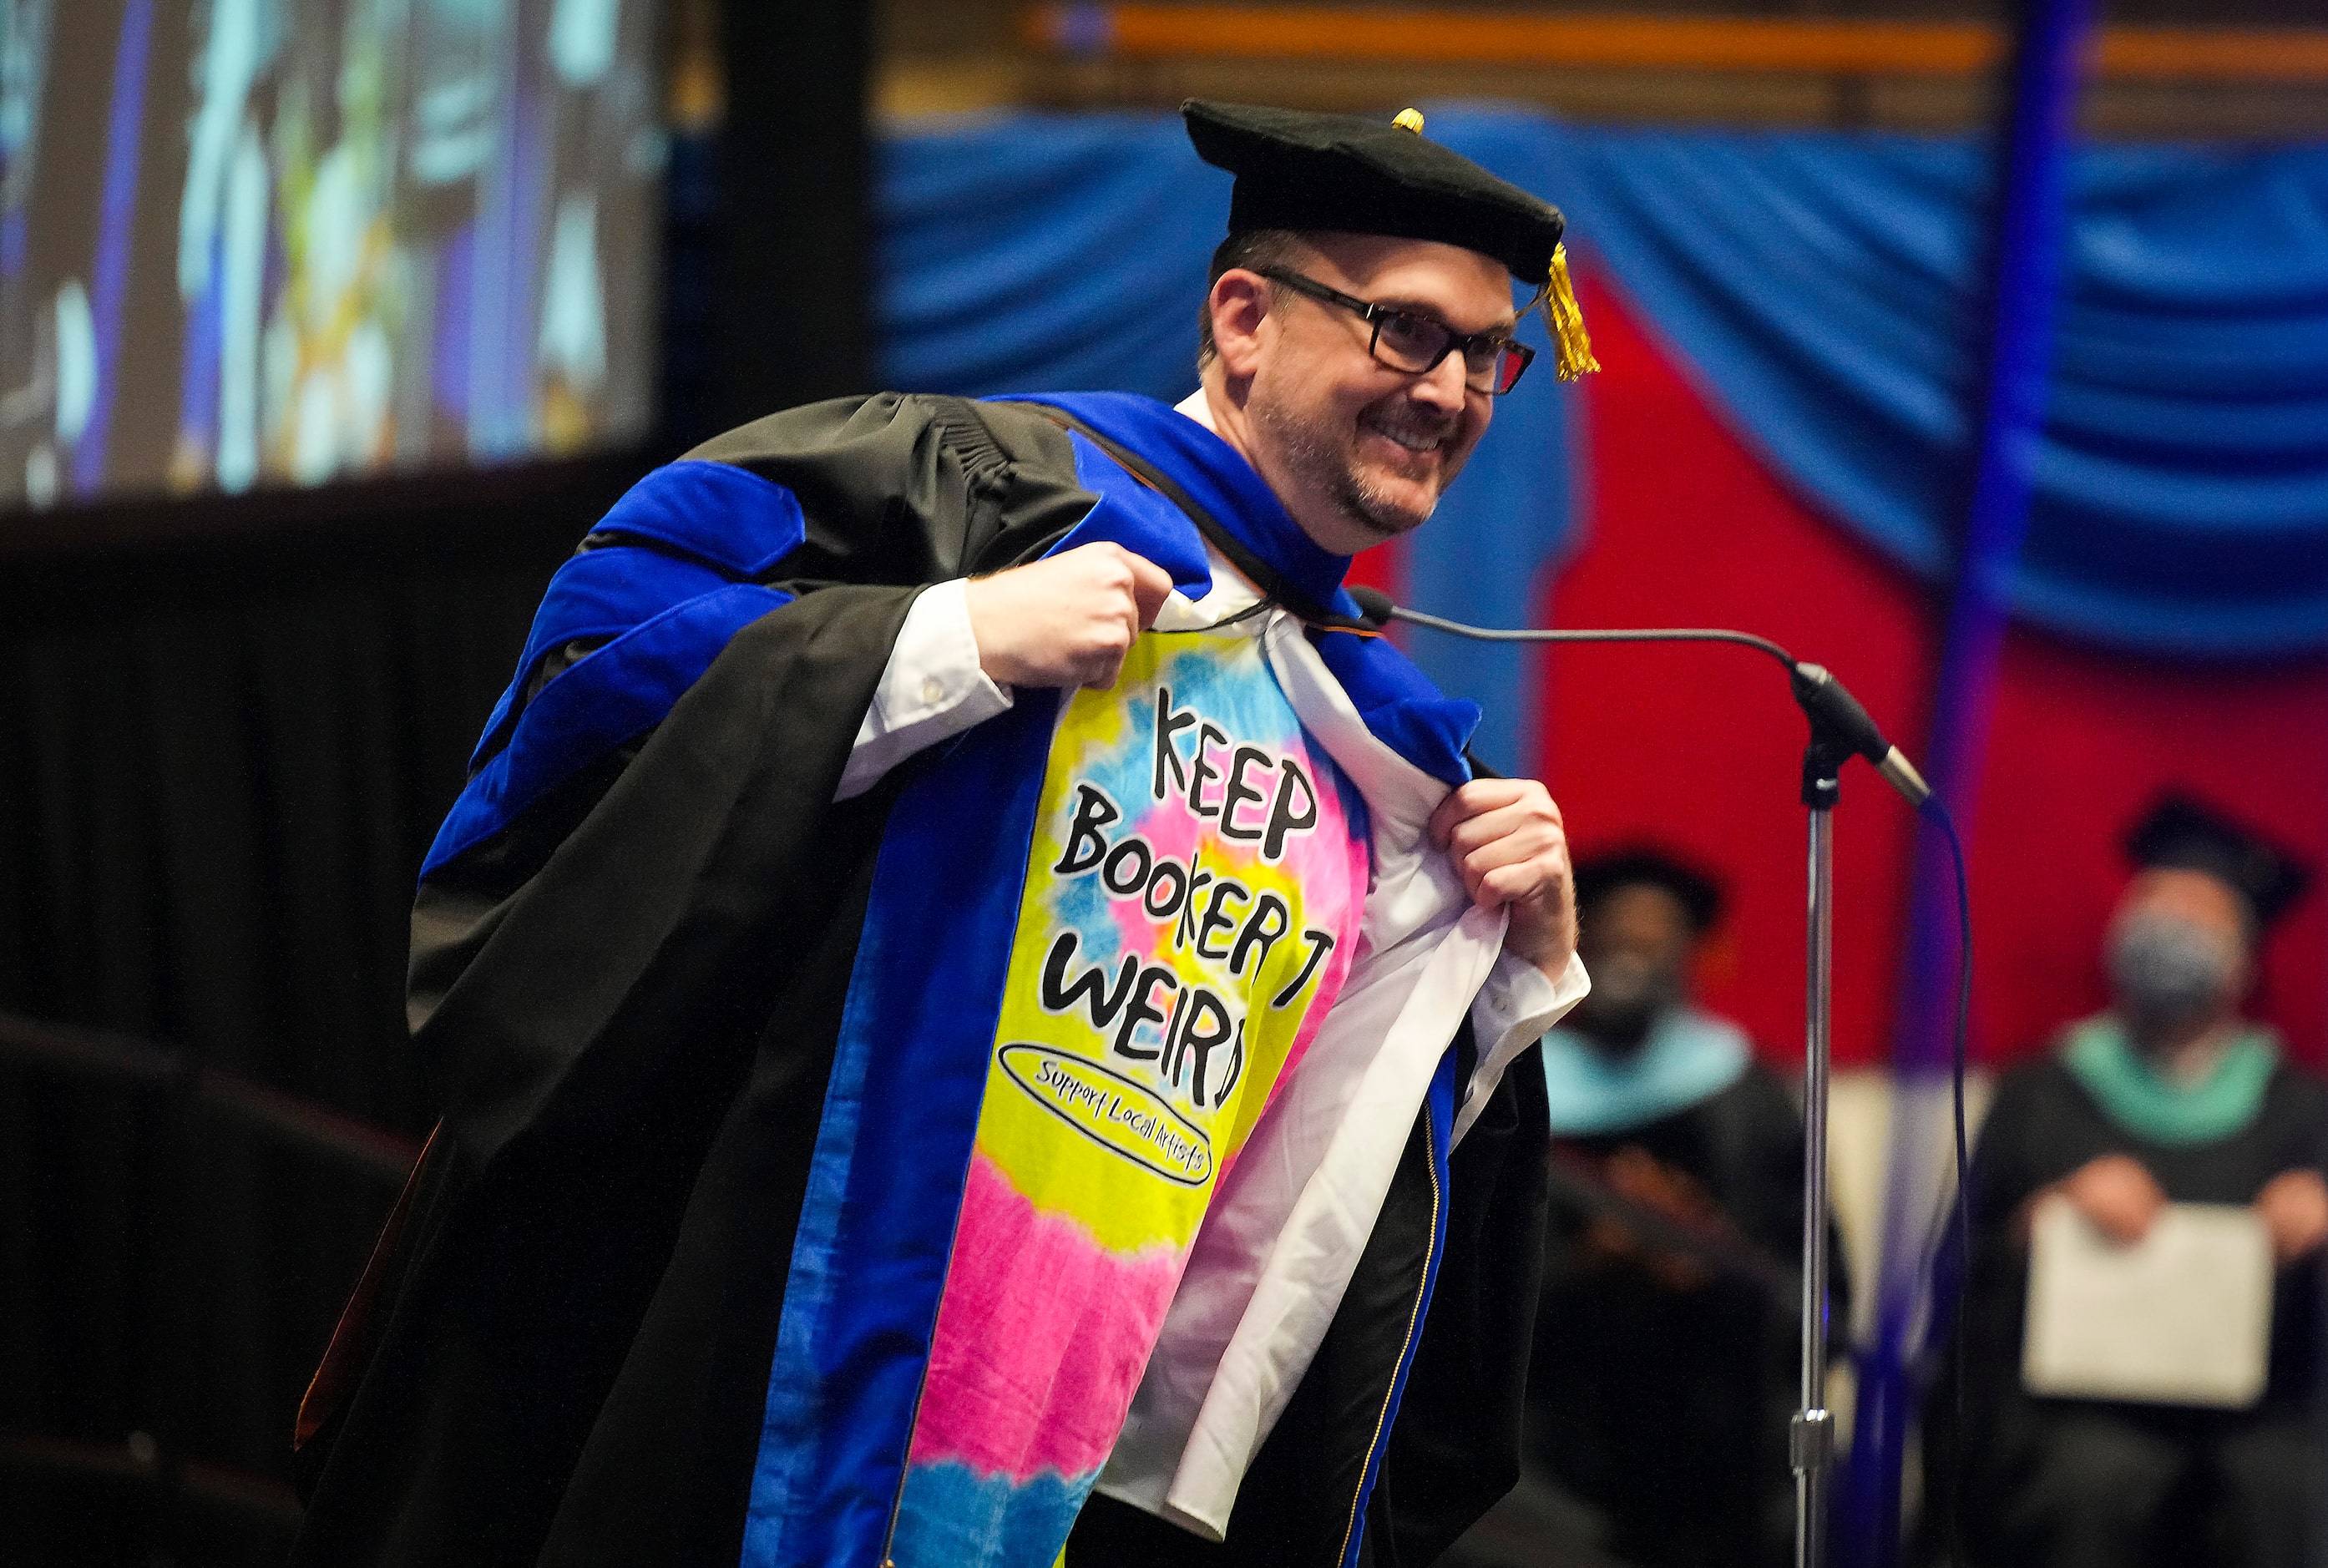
[
  {"left": 878, "top": 109, "right": 2328, "bottom": 678},
  {"left": 1534, "top": 124, "right": 2328, "bottom": 659}
]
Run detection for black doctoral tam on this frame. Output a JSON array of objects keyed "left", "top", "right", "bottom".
[{"left": 1182, "top": 98, "right": 1566, "bottom": 283}]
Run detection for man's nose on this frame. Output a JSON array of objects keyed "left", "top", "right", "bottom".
[{"left": 1410, "top": 351, "right": 1470, "bottom": 411}]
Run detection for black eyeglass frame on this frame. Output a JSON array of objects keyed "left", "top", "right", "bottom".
[{"left": 1252, "top": 266, "right": 1537, "bottom": 396}]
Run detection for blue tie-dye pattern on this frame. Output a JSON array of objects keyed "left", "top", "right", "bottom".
[
  {"left": 1046, "top": 638, "right": 1310, "bottom": 965},
  {"left": 889, "top": 1462, "right": 1096, "bottom": 1568}
]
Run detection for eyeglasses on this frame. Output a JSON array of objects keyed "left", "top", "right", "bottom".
[{"left": 1254, "top": 267, "right": 1536, "bottom": 396}]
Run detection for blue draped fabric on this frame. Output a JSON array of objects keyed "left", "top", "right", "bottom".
[
  {"left": 878, "top": 109, "right": 2328, "bottom": 674},
  {"left": 1542, "top": 125, "right": 2328, "bottom": 658}
]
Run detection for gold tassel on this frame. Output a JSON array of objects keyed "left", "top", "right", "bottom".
[{"left": 1543, "top": 243, "right": 1601, "bottom": 381}]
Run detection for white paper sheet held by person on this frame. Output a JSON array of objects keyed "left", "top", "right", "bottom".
[{"left": 2022, "top": 1194, "right": 2273, "bottom": 1409}]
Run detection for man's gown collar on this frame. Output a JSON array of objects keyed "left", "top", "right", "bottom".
[{"left": 1002, "top": 390, "right": 1357, "bottom": 615}]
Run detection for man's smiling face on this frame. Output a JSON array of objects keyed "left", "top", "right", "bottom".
[{"left": 1221, "top": 232, "right": 1516, "bottom": 557}]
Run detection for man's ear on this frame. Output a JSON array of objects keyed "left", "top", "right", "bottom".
[{"left": 1209, "top": 271, "right": 1273, "bottom": 379}]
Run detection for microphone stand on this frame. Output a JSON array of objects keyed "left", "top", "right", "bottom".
[
  {"left": 1794, "top": 716, "right": 1855, "bottom": 1568},
  {"left": 1356, "top": 594, "right": 1929, "bottom": 1568}
]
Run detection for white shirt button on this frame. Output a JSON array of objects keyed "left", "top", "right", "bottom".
[{"left": 920, "top": 675, "right": 946, "bottom": 706}]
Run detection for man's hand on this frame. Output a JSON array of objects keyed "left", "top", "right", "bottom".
[
  {"left": 964, "top": 544, "right": 1175, "bottom": 690},
  {"left": 1426, "top": 777, "right": 1576, "bottom": 978},
  {"left": 2051, "top": 1153, "right": 2168, "bottom": 1247},
  {"left": 2255, "top": 1169, "right": 2328, "bottom": 1265}
]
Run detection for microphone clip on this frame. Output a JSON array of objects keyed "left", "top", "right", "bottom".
[{"left": 1789, "top": 663, "right": 1932, "bottom": 812}]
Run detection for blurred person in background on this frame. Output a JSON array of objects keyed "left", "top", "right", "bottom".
[
  {"left": 1941, "top": 794, "right": 2325, "bottom": 1568},
  {"left": 1521, "top": 848, "right": 1829, "bottom": 1568}
]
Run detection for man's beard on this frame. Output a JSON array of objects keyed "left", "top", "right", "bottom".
[{"left": 1251, "top": 387, "right": 1456, "bottom": 543}]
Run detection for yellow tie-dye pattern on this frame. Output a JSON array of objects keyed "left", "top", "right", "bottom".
[{"left": 974, "top": 630, "right": 1356, "bottom": 1256}]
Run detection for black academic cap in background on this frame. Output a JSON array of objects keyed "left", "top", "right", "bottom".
[
  {"left": 1574, "top": 847, "right": 1725, "bottom": 935},
  {"left": 2124, "top": 792, "right": 2311, "bottom": 929},
  {"left": 1182, "top": 99, "right": 1566, "bottom": 284}
]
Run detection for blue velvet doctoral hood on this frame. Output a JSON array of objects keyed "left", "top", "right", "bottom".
[
  {"left": 1011, "top": 392, "right": 1481, "bottom": 787},
  {"left": 423, "top": 392, "right": 1481, "bottom": 878}
]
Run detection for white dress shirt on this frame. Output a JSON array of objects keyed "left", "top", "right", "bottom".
[{"left": 834, "top": 578, "right": 1015, "bottom": 801}]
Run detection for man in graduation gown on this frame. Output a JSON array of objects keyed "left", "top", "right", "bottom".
[
  {"left": 1946, "top": 795, "right": 2326, "bottom": 1568},
  {"left": 1517, "top": 848, "right": 1825, "bottom": 1568},
  {"left": 290, "top": 101, "right": 1605, "bottom": 1568}
]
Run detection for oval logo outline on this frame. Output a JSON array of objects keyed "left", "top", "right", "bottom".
[{"left": 995, "top": 1042, "right": 1214, "bottom": 1188}]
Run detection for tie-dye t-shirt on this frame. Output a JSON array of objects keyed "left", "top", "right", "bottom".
[{"left": 887, "top": 625, "right": 1372, "bottom": 1567}]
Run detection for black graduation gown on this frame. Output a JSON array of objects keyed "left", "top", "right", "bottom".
[
  {"left": 1521, "top": 1062, "right": 1817, "bottom": 1568},
  {"left": 288, "top": 392, "right": 1552, "bottom": 1568},
  {"left": 1938, "top": 1047, "right": 2328, "bottom": 1568}
]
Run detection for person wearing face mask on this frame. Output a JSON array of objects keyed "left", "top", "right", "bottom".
[
  {"left": 1943, "top": 794, "right": 2324, "bottom": 1568},
  {"left": 1513, "top": 848, "right": 1832, "bottom": 1568}
]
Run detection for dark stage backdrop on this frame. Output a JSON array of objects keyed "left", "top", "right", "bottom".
[
  {"left": 0, "top": 2, "right": 873, "bottom": 1560},
  {"left": 0, "top": 463, "right": 627, "bottom": 1562}
]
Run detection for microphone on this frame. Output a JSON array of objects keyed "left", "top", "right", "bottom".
[
  {"left": 1343, "top": 585, "right": 1932, "bottom": 809},
  {"left": 1789, "top": 662, "right": 1933, "bottom": 809}
]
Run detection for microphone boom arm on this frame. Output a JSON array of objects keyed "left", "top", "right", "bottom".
[
  {"left": 1383, "top": 604, "right": 1795, "bottom": 665},
  {"left": 1367, "top": 599, "right": 1931, "bottom": 809}
]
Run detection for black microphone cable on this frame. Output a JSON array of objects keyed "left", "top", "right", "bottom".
[
  {"left": 1344, "top": 585, "right": 1977, "bottom": 1549},
  {"left": 1930, "top": 798, "right": 1975, "bottom": 1568}
]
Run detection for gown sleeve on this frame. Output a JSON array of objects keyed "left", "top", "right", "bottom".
[{"left": 295, "top": 395, "right": 1097, "bottom": 1498}]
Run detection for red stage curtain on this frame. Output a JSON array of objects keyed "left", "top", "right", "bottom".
[{"left": 1530, "top": 281, "right": 2328, "bottom": 1069}]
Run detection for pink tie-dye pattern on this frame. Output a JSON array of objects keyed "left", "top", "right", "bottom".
[
  {"left": 904, "top": 695, "right": 1372, "bottom": 1489},
  {"left": 1101, "top": 767, "right": 1365, "bottom": 1111},
  {"left": 905, "top": 1152, "right": 1185, "bottom": 1480},
  {"left": 1234, "top": 822, "right": 1369, "bottom": 1168},
  {"left": 905, "top": 828, "right": 1365, "bottom": 1486}
]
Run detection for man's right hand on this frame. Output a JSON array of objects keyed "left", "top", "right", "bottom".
[
  {"left": 2052, "top": 1153, "right": 2169, "bottom": 1246},
  {"left": 964, "top": 543, "right": 1175, "bottom": 690}
]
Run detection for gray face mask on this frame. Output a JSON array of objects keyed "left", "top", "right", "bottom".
[{"left": 2108, "top": 910, "right": 2239, "bottom": 1036}]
